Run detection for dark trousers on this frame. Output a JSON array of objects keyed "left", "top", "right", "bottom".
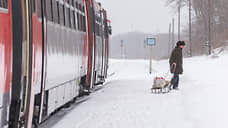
[{"left": 171, "top": 73, "right": 179, "bottom": 88}]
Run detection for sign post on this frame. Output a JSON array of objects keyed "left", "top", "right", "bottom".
[
  {"left": 146, "top": 38, "right": 156, "bottom": 74},
  {"left": 120, "top": 40, "right": 124, "bottom": 59}
]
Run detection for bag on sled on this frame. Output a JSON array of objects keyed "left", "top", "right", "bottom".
[{"left": 151, "top": 77, "right": 171, "bottom": 94}]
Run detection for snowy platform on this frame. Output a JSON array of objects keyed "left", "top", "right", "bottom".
[{"left": 42, "top": 54, "right": 228, "bottom": 128}]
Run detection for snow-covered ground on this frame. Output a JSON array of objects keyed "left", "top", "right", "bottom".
[{"left": 50, "top": 52, "right": 228, "bottom": 128}]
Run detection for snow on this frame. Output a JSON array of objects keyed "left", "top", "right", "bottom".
[{"left": 49, "top": 52, "right": 228, "bottom": 128}]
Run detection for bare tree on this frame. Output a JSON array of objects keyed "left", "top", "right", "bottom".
[{"left": 167, "top": 0, "right": 228, "bottom": 55}]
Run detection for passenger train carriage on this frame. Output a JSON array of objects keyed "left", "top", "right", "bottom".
[{"left": 0, "top": 0, "right": 111, "bottom": 127}]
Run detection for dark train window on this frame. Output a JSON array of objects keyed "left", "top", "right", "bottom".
[
  {"left": 71, "top": 0, "right": 74, "bottom": 7},
  {"left": 59, "top": 4, "right": 64, "bottom": 26},
  {"left": 56, "top": 2, "right": 60, "bottom": 24},
  {"left": 65, "top": 7, "right": 71, "bottom": 28},
  {"left": 71, "top": 10, "right": 76, "bottom": 29},
  {"left": 0, "top": 0, "right": 8, "bottom": 9},
  {"left": 77, "top": 13, "right": 80, "bottom": 30},
  {"left": 82, "top": 6, "right": 85, "bottom": 13},
  {"left": 81, "top": 15, "right": 84, "bottom": 31},
  {"left": 95, "top": 22, "right": 101, "bottom": 36},
  {"left": 32, "top": 0, "right": 36, "bottom": 13},
  {"left": 46, "top": 0, "right": 53, "bottom": 21},
  {"left": 80, "top": 14, "right": 83, "bottom": 31},
  {"left": 74, "top": 11, "right": 78, "bottom": 30},
  {"left": 68, "top": 8, "right": 71, "bottom": 28},
  {"left": 76, "top": 2, "right": 79, "bottom": 9},
  {"left": 79, "top": 4, "right": 82, "bottom": 11},
  {"left": 95, "top": 23, "right": 100, "bottom": 36},
  {"left": 62, "top": 5, "right": 65, "bottom": 26},
  {"left": 37, "top": 0, "right": 42, "bottom": 18},
  {"left": 64, "top": 6, "right": 68, "bottom": 27},
  {"left": 83, "top": 16, "right": 86, "bottom": 32},
  {"left": 52, "top": 0, "right": 58, "bottom": 23}
]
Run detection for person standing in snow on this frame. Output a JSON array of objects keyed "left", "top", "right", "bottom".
[{"left": 169, "top": 41, "right": 185, "bottom": 90}]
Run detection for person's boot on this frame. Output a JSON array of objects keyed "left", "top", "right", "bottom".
[
  {"left": 169, "top": 84, "right": 173, "bottom": 90},
  {"left": 173, "top": 86, "right": 179, "bottom": 90}
]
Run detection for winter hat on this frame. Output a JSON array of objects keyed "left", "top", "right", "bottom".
[{"left": 176, "top": 41, "right": 186, "bottom": 46}]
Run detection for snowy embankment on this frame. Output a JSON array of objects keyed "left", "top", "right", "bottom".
[{"left": 51, "top": 51, "right": 228, "bottom": 128}]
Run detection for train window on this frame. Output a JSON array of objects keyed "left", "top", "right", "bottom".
[
  {"left": 52, "top": 0, "right": 58, "bottom": 23},
  {"left": 82, "top": 16, "right": 86, "bottom": 32},
  {"left": 71, "top": 10, "right": 76, "bottom": 29},
  {"left": 56, "top": 2, "right": 60, "bottom": 24},
  {"left": 98, "top": 24, "right": 100, "bottom": 36},
  {"left": 95, "top": 23, "right": 98, "bottom": 35},
  {"left": 74, "top": 11, "right": 78, "bottom": 30},
  {"left": 32, "top": 0, "right": 36, "bottom": 13},
  {"left": 65, "top": 8, "right": 71, "bottom": 27},
  {"left": 82, "top": 6, "right": 85, "bottom": 13},
  {"left": 0, "top": 0, "right": 8, "bottom": 9},
  {"left": 68, "top": 8, "right": 71, "bottom": 28},
  {"left": 95, "top": 23, "right": 101, "bottom": 36},
  {"left": 81, "top": 16, "right": 83, "bottom": 32},
  {"left": 79, "top": 4, "right": 82, "bottom": 11},
  {"left": 59, "top": 4, "right": 64, "bottom": 26},
  {"left": 64, "top": 7, "right": 69, "bottom": 27},
  {"left": 62, "top": 4, "right": 65, "bottom": 26},
  {"left": 80, "top": 14, "right": 83, "bottom": 31},
  {"left": 37, "top": 0, "right": 42, "bottom": 18},
  {"left": 81, "top": 15, "right": 84, "bottom": 31},
  {"left": 5, "top": 0, "right": 8, "bottom": 9},
  {"left": 64, "top": 7, "right": 68, "bottom": 27},
  {"left": 76, "top": 2, "right": 79, "bottom": 9},
  {"left": 46, "top": 0, "right": 53, "bottom": 21},
  {"left": 77, "top": 12, "right": 80, "bottom": 30},
  {"left": 71, "top": 0, "right": 74, "bottom": 7}
]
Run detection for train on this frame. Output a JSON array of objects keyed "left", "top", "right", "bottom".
[{"left": 0, "top": 0, "right": 111, "bottom": 127}]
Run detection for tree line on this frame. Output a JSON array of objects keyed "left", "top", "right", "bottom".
[{"left": 167, "top": 0, "right": 228, "bottom": 55}]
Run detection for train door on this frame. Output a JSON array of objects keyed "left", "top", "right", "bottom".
[
  {"left": 103, "top": 14, "right": 111, "bottom": 78},
  {"left": 100, "top": 9, "right": 106, "bottom": 81},
  {"left": 85, "top": 0, "right": 95, "bottom": 88},
  {"left": 29, "top": 0, "right": 47, "bottom": 126},
  {"left": 8, "top": 0, "right": 24, "bottom": 127},
  {"left": 94, "top": 3, "right": 103, "bottom": 84},
  {"left": 8, "top": 0, "right": 46, "bottom": 127},
  {"left": 12, "top": 0, "right": 36, "bottom": 127}
]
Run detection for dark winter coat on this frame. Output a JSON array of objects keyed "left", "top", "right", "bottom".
[{"left": 169, "top": 46, "right": 183, "bottom": 74}]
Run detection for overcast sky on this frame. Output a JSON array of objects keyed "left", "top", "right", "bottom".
[{"left": 97, "top": 0, "right": 188, "bottom": 36}]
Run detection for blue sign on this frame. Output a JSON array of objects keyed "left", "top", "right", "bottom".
[{"left": 147, "top": 38, "right": 156, "bottom": 46}]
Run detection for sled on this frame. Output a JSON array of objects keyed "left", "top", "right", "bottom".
[
  {"left": 151, "top": 77, "right": 171, "bottom": 94},
  {"left": 151, "top": 64, "right": 176, "bottom": 94}
]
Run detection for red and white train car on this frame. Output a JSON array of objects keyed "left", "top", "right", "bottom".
[{"left": 0, "top": 0, "right": 111, "bottom": 127}]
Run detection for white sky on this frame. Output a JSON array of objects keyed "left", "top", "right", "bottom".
[{"left": 97, "top": 0, "right": 188, "bottom": 36}]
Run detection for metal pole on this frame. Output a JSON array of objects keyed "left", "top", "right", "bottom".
[
  {"left": 178, "top": 1, "right": 181, "bottom": 41},
  {"left": 149, "top": 45, "right": 152, "bottom": 74},
  {"left": 172, "top": 18, "right": 175, "bottom": 48},
  {"left": 168, "top": 23, "right": 171, "bottom": 56},
  {"left": 189, "top": 0, "right": 192, "bottom": 57},
  {"left": 120, "top": 40, "right": 124, "bottom": 59},
  {"left": 208, "top": 0, "right": 212, "bottom": 55},
  {"left": 144, "top": 39, "right": 147, "bottom": 60}
]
